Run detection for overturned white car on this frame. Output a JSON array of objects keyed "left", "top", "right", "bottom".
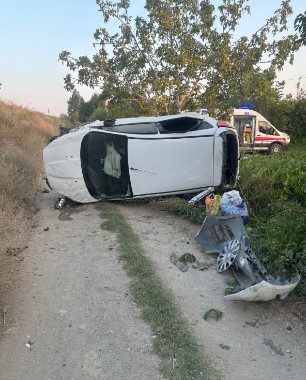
[{"left": 43, "top": 113, "right": 239, "bottom": 203}]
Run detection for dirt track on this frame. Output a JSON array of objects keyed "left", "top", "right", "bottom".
[
  {"left": 0, "top": 190, "right": 306, "bottom": 380},
  {"left": 0, "top": 192, "right": 162, "bottom": 380}
]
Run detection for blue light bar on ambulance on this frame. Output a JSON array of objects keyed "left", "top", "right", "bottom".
[{"left": 240, "top": 104, "right": 251, "bottom": 109}]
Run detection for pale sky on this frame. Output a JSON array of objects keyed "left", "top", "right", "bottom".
[{"left": 0, "top": 0, "right": 305, "bottom": 116}]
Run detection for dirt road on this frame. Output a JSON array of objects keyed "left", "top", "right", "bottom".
[
  {"left": 0, "top": 192, "right": 162, "bottom": 380},
  {"left": 0, "top": 190, "right": 306, "bottom": 380}
]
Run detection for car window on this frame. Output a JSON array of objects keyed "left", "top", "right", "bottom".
[
  {"left": 159, "top": 117, "right": 213, "bottom": 133},
  {"left": 112, "top": 123, "right": 159, "bottom": 134},
  {"left": 258, "top": 121, "right": 279, "bottom": 136}
]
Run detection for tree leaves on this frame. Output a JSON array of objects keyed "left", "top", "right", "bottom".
[
  {"left": 59, "top": 0, "right": 301, "bottom": 117},
  {"left": 294, "top": 11, "right": 306, "bottom": 45}
]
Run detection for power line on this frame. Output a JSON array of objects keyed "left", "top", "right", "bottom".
[{"left": 278, "top": 76, "right": 306, "bottom": 81}]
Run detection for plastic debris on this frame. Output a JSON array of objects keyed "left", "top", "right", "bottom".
[
  {"left": 55, "top": 197, "right": 66, "bottom": 209},
  {"left": 25, "top": 335, "right": 33, "bottom": 349},
  {"left": 205, "top": 193, "right": 221, "bottom": 215},
  {"left": 219, "top": 190, "right": 249, "bottom": 224},
  {"left": 195, "top": 215, "right": 300, "bottom": 301}
]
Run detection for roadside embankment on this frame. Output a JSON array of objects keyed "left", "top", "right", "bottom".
[{"left": 0, "top": 100, "right": 57, "bottom": 253}]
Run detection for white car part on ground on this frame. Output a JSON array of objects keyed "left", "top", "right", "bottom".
[{"left": 195, "top": 215, "right": 300, "bottom": 302}]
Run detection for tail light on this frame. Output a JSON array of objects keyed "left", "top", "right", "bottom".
[{"left": 217, "top": 121, "right": 234, "bottom": 128}]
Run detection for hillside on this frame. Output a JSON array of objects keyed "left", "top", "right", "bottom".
[{"left": 0, "top": 100, "right": 58, "bottom": 253}]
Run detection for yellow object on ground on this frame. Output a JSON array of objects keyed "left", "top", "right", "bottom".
[{"left": 205, "top": 194, "right": 221, "bottom": 215}]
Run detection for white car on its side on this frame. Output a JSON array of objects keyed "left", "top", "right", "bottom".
[{"left": 43, "top": 113, "right": 239, "bottom": 203}]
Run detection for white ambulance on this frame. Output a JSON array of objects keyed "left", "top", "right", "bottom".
[{"left": 230, "top": 108, "right": 290, "bottom": 153}]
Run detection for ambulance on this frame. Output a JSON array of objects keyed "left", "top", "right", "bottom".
[{"left": 230, "top": 108, "right": 290, "bottom": 153}]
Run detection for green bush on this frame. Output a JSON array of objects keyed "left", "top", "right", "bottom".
[
  {"left": 239, "top": 146, "right": 305, "bottom": 208},
  {"left": 238, "top": 144, "right": 306, "bottom": 294}
]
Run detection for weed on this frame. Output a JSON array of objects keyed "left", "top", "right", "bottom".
[
  {"left": 178, "top": 253, "right": 196, "bottom": 263},
  {"left": 224, "top": 277, "right": 240, "bottom": 294},
  {"left": 238, "top": 145, "right": 306, "bottom": 294},
  {"left": 203, "top": 309, "right": 223, "bottom": 321},
  {"left": 226, "top": 277, "right": 239, "bottom": 287}
]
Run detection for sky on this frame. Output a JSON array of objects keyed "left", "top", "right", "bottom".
[{"left": 0, "top": 0, "right": 305, "bottom": 116}]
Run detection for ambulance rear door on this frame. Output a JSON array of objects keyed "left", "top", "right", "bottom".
[{"left": 232, "top": 114, "right": 256, "bottom": 149}]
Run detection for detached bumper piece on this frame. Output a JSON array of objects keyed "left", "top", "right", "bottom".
[{"left": 195, "top": 215, "right": 300, "bottom": 302}]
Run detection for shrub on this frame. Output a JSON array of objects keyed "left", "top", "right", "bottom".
[{"left": 238, "top": 144, "right": 306, "bottom": 294}]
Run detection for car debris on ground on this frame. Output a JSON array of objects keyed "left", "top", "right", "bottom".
[{"left": 195, "top": 214, "right": 300, "bottom": 301}]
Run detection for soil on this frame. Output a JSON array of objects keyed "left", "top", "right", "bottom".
[{"left": 0, "top": 190, "right": 305, "bottom": 380}]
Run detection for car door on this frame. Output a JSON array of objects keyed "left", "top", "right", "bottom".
[
  {"left": 256, "top": 120, "right": 280, "bottom": 149},
  {"left": 232, "top": 116, "right": 256, "bottom": 148}
]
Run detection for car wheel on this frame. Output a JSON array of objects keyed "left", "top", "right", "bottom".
[{"left": 269, "top": 143, "right": 282, "bottom": 154}]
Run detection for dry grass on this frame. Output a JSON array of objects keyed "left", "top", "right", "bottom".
[{"left": 0, "top": 100, "right": 57, "bottom": 254}]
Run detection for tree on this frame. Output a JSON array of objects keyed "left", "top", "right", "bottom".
[
  {"left": 59, "top": 0, "right": 301, "bottom": 117},
  {"left": 76, "top": 93, "right": 107, "bottom": 122},
  {"left": 294, "top": 11, "right": 306, "bottom": 45},
  {"left": 67, "top": 89, "right": 84, "bottom": 122}
]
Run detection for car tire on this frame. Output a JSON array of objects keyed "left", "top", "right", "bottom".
[{"left": 269, "top": 143, "right": 282, "bottom": 154}]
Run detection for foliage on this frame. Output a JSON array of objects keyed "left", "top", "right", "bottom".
[
  {"left": 254, "top": 87, "right": 306, "bottom": 142},
  {"left": 238, "top": 144, "right": 306, "bottom": 293},
  {"left": 239, "top": 146, "right": 305, "bottom": 208},
  {"left": 67, "top": 89, "right": 84, "bottom": 123},
  {"left": 88, "top": 105, "right": 108, "bottom": 122},
  {"left": 294, "top": 11, "right": 306, "bottom": 45},
  {"left": 68, "top": 92, "right": 132, "bottom": 123},
  {"left": 59, "top": 0, "right": 301, "bottom": 117}
]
